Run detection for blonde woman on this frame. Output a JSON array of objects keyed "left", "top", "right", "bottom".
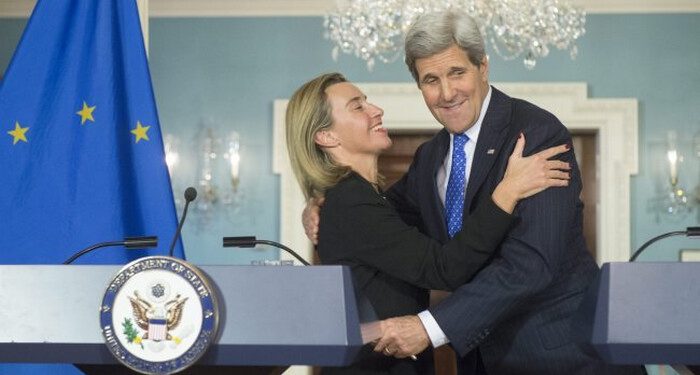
[{"left": 285, "top": 72, "right": 570, "bottom": 374}]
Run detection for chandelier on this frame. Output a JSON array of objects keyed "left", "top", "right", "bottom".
[{"left": 324, "top": 0, "right": 586, "bottom": 70}]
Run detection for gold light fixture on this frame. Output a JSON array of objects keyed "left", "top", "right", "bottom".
[{"left": 164, "top": 123, "right": 243, "bottom": 225}]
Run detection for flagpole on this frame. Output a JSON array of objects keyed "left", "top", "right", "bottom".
[{"left": 136, "top": 0, "right": 149, "bottom": 56}]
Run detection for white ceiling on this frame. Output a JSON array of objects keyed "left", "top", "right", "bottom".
[{"left": 0, "top": 0, "right": 699, "bottom": 17}]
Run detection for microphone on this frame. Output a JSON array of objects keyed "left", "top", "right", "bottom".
[
  {"left": 63, "top": 236, "right": 158, "bottom": 265},
  {"left": 629, "top": 226, "right": 700, "bottom": 262},
  {"left": 168, "top": 187, "right": 197, "bottom": 258},
  {"left": 223, "top": 236, "right": 310, "bottom": 266}
]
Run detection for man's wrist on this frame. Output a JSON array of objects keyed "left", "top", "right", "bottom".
[{"left": 417, "top": 310, "right": 450, "bottom": 348}]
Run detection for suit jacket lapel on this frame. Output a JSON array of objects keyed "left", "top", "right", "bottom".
[{"left": 464, "top": 87, "right": 513, "bottom": 214}]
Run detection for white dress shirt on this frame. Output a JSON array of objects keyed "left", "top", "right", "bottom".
[{"left": 417, "top": 86, "right": 493, "bottom": 348}]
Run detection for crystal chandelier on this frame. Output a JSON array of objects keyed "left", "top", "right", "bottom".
[{"left": 324, "top": 0, "right": 586, "bottom": 70}]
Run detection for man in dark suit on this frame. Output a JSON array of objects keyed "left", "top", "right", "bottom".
[{"left": 369, "top": 10, "right": 644, "bottom": 375}]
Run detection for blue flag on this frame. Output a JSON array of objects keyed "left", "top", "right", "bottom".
[{"left": 0, "top": 0, "right": 184, "bottom": 264}]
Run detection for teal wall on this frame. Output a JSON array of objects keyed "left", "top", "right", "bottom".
[
  {"left": 1, "top": 14, "right": 699, "bottom": 264},
  {"left": 149, "top": 14, "right": 700, "bottom": 263}
]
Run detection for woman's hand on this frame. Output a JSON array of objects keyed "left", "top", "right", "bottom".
[
  {"left": 302, "top": 196, "right": 325, "bottom": 245},
  {"left": 492, "top": 133, "right": 571, "bottom": 213}
]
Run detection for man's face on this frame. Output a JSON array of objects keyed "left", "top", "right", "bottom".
[{"left": 415, "top": 44, "right": 489, "bottom": 134}]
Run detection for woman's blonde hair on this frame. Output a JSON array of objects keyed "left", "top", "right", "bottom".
[{"left": 285, "top": 72, "right": 351, "bottom": 199}]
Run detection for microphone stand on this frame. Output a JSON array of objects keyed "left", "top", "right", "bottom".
[
  {"left": 223, "top": 236, "right": 310, "bottom": 266},
  {"left": 168, "top": 187, "right": 197, "bottom": 258},
  {"left": 63, "top": 236, "right": 158, "bottom": 265},
  {"left": 629, "top": 227, "right": 700, "bottom": 262}
]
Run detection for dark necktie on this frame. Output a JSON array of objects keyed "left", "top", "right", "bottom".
[{"left": 445, "top": 133, "right": 469, "bottom": 238}]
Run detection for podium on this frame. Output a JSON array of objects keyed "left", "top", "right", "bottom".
[
  {"left": 578, "top": 262, "right": 700, "bottom": 371},
  {"left": 0, "top": 264, "right": 369, "bottom": 373}
]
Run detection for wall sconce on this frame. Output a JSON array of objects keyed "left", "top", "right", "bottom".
[
  {"left": 664, "top": 131, "right": 690, "bottom": 214},
  {"left": 164, "top": 124, "right": 243, "bottom": 226},
  {"left": 226, "top": 131, "right": 241, "bottom": 195},
  {"left": 164, "top": 134, "right": 180, "bottom": 176},
  {"left": 656, "top": 131, "right": 692, "bottom": 219}
]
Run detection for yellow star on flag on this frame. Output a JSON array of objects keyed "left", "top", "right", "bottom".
[
  {"left": 131, "top": 121, "right": 151, "bottom": 143},
  {"left": 8, "top": 121, "right": 29, "bottom": 145},
  {"left": 76, "top": 101, "right": 96, "bottom": 125}
]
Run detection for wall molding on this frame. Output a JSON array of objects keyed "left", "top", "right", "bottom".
[
  {"left": 273, "top": 82, "right": 638, "bottom": 266},
  {"left": 1, "top": 0, "right": 699, "bottom": 18}
]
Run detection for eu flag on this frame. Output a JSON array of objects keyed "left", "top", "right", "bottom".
[{"left": 0, "top": 0, "right": 184, "bottom": 265}]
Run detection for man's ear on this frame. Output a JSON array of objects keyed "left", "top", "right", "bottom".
[
  {"left": 479, "top": 55, "right": 489, "bottom": 83},
  {"left": 314, "top": 130, "right": 340, "bottom": 147}
]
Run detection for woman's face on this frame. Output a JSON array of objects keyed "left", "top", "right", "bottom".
[{"left": 324, "top": 82, "right": 392, "bottom": 155}]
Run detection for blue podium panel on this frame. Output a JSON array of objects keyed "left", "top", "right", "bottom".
[
  {"left": 587, "top": 262, "right": 700, "bottom": 365},
  {"left": 0, "top": 265, "right": 365, "bottom": 366}
]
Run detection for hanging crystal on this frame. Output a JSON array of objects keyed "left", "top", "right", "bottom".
[{"left": 324, "top": 0, "right": 586, "bottom": 70}]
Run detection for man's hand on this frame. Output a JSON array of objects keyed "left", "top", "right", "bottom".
[
  {"left": 373, "top": 315, "right": 430, "bottom": 359},
  {"left": 302, "top": 197, "right": 324, "bottom": 245}
]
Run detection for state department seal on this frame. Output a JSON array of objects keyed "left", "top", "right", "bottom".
[{"left": 100, "top": 256, "right": 219, "bottom": 374}]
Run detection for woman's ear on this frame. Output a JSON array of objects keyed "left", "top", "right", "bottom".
[{"left": 314, "top": 130, "right": 340, "bottom": 147}]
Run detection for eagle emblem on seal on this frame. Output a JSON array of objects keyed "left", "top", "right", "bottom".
[{"left": 128, "top": 288, "right": 188, "bottom": 342}]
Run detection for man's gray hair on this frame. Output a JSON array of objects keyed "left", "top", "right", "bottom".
[{"left": 404, "top": 10, "right": 486, "bottom": 83}]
